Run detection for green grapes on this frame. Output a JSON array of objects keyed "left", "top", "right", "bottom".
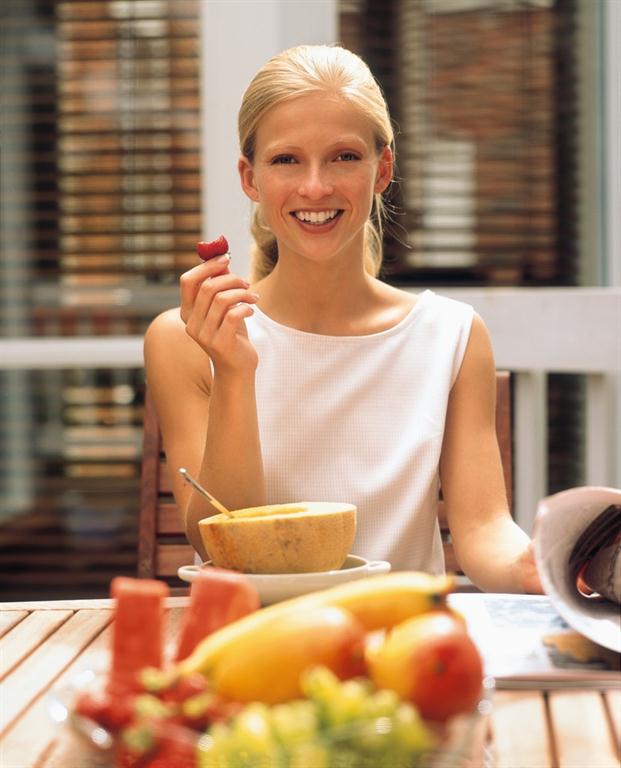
[{"left": 197, "top": 667, "right": 436, "bottom": 768}]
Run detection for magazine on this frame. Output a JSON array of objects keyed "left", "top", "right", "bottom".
[
  {"left": 447, "top": 592, "right": 621, "bottom": 689},
  {"left": 533, "top": 486, "right": 621, "bottom": 655}
]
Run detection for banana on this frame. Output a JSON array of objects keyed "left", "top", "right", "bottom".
[
  {"left": 177, "top": 571, "right": 453, "bottom": 678},
  {"left": 209, "top": 605, "right": 366, "bottom": 704}
]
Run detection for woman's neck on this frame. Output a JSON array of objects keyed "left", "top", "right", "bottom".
[{"left": 253, "top": 259, "right": 415, "bottom": 336}]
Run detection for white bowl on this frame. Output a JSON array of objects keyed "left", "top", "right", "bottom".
[
  {"left": 533, "top": 485, "right": 621, "bottom": 652},
  {"left": 177, "top": 554, "right": 391, "bottom": 605}
]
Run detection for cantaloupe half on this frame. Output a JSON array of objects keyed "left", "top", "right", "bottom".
[{"left": 198, "top": 502, "right": 357, "bottom": 574}]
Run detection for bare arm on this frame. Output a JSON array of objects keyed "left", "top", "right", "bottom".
[
  {"left": 440, "top": 314, "right": 543, "bottom": 593},
  {"left": 143, "top": 257, "right": 266, "bottom": 560}
]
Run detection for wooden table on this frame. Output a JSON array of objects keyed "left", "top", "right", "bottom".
[{"left": 1, "top": 597, "right": 620, "bottom": 768}]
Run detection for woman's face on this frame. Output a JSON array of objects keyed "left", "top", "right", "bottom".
[{"left": 238, "top": 92, "right": 392, "bottom": 269}]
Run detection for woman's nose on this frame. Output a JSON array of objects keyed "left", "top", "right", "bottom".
[{"left": 298, "top": 165, "right": 334, "bottom": 199}]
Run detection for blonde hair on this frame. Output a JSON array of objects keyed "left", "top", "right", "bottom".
[{"left": 238, "top": 44, "right": 394, "bottom": 282}]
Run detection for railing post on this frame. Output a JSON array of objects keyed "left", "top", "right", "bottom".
[
  {"left": 585, "top": 373, "right": 620, "bottom": 487},
  {"left": 514, "top": 371, "right": 548, "bottom": 534}
]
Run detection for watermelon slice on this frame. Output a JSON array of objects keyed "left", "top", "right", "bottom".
[
  {"left": 109, "top": 577, "right": 170, "bottom": 693},
  {"left": 174, "top": 567, "right": 259, "bottom": 662}
]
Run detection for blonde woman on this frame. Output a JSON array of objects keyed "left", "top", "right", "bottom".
[{"left": 144, "top": 44, "right": 541, "bottom": 593}]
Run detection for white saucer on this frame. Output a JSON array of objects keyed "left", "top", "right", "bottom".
[{"left": 177, "top": 554, "right": 391, "bottom": 605}]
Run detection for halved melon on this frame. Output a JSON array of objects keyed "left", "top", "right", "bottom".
[{"left": 198, "top": 501, "right": 357, "bottom": 574}]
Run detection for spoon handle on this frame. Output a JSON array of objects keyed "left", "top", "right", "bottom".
[{"left": 178, "top": 468, "right": 233, "bottom": 518}]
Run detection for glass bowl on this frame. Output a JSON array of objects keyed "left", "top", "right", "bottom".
[{"left": 48, "top": 670, "right": 494, "bottom": 768}]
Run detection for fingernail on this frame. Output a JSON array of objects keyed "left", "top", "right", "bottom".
[
  {"left": 250, "top": 292, "right": 260, "bottom": 300},
  {"left": 215, "top": 254, "right": 231, "bottom": 264}
]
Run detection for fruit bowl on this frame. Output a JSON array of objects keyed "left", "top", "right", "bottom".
[{"left": 48, "top": 669, "right": 494, "bottom": 768}]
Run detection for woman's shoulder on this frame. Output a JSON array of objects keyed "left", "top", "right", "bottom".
[
  {"left": 144, "top": 307, "right": 212, "bottom": 385},
  {"left": 144, "top": 307, "right": 188, "bottom": 352}
]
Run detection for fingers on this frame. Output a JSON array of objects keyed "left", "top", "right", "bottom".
[
  {"left": 179, "top": 254, "right": 231, "bottom": 322},
  {"left": 179, "top": 252, "right": 259, "bottom": 357},
  {"left": 187, "top": 278, "right": 259, "bottom": 341}
]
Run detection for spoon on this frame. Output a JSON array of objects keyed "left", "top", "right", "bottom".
[{"left": 178, "top": 467, "right": 233, "bottom": 518}]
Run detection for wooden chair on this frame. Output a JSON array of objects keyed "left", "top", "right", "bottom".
[
  {"left": 138, "top": 372, "right": 512, "bottom": 582},
  {"left": 138, "top": 391, "right": 194, "bottom": 584}
]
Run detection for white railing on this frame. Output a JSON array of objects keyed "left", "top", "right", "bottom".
[
  {"left": 2, "top": 287, "right": 620, "bottom": 533},
  {"left": 431, "top": 287, "right": 621, "bottom": 531}
]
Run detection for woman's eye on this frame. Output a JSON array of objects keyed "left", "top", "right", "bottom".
[
  {"left": 335, "top": 151, "right": 360, "bottom": 162},
  {"left": 271, "top": 155, "right": 296, "bottom": 165}
]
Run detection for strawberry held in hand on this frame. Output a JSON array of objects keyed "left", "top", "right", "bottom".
[{"left": 196, "top": 236, "right": 229, "bottom": 261}]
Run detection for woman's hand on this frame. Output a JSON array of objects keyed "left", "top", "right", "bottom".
[{"left": 179, "top": 255, "right": 260, "bottom": 375}]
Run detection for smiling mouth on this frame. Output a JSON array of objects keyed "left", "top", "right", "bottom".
[{"left": 292, "top": 209, "right": 342, "bottom": 225}]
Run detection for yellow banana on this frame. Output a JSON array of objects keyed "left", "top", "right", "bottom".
[
  {"left": 178, "top": 571, "right": 453, "bottom": 678},
  {"left": 209, "top": 604, "right": 365, "bottom": 704}
]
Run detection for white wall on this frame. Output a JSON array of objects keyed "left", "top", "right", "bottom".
[{"left": 200, "top": 0, "right": 338, "bottom": 280}]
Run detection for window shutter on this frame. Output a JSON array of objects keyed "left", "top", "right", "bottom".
[
  {"left": 1, "top": 0, "right": 201, "bottom": 598},
  {"left": 342, "top": 0, "right": 579, "bottom": 288}
]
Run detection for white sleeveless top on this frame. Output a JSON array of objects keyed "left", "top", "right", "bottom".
[{"left": 245, "top": 290, "right": 474, "bottom": 573}]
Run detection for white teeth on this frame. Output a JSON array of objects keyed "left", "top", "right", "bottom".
[{"left": 294, "top": 210, "right": 338, "bottom": 224}]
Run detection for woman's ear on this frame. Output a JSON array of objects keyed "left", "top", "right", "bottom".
[
  {"left": 374, "top": 146, "right": 394, "bottom": 194},
  {"left": 238, "top": 156, "right": 260, "bottom": 202}
]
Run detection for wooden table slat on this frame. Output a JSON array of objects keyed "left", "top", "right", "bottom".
[
  {"left": 0, "top": 609, "right": 112, "bottom": 737},
  {"left": 0, "top": 596, "right": 188, "bottom": 611},
  {"left": 549, "top": 690, "right": 620, "bottom": 768},
  {"left": 39, "top": 607, "right": 187, "bottom": 768},
  {"left": 0, "top": 610, "right": 29, "bottom": 639},
  {"left": 605, "top": 689, "right": 621, "bottom": 754},
  {"left": 1, "top": 625, "right": 113, "bottom": 768},
  {"left": 0, "top": 610, "right": 73, "bottom": 682},
  {"left": 490, "top": 690, "right": 552, "bottom": 768},
  {"left": 1, "top": 607, "right": 186, "bottom": 768}
]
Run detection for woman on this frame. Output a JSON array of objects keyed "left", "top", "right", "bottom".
[{"left": 144, "top": 44, "right": 541, "bottom": 593}]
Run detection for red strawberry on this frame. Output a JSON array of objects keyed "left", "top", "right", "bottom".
[
  {"left": 196, "top": 236, "right": 229, "bottom": 261},
  {"left": 146, "top": 726, "right": 198, "bottom": 768},
  {"left": 74, "top": 689, "right": 135, "bottom": 732}
]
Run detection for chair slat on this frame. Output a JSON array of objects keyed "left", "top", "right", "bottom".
[
  {"left": 157, "top": 503, "right": 184, "bottom": 535},
  {"left": 156, "top": 544, "right": 194, "bottom": 577},
  {"left": 158, "top": 462, "right": 173, "bottom": 495}
]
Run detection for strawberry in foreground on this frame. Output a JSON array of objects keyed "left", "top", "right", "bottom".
[{"left": 197, "top": 236, "right": 229, "bottom": 261}]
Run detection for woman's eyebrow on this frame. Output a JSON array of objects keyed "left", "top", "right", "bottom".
[
  {"left": 261, "top": 136, "right": 369, "bottom": 155},
  {"left": 261, "top": 142, "right": 302, "bottom": 155}
]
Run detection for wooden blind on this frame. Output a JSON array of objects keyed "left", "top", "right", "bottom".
[
  {"left": 0, "top": 0, "right": 201, "bottom": 599},
  {"left": 340, "top": 0, "right": 579, "bottom": 288},
  {"left": 2, "top": 0, "right": 201, "bottom": 338}
]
